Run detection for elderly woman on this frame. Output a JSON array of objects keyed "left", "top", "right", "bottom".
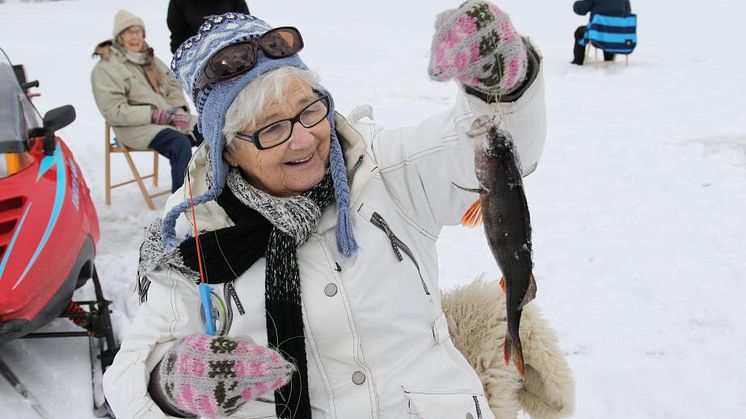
[
  {"left": 92, "top": 9, "right": 200, "bottom": 192},
  {"left": 104, "top": 3, "right": 574, "bottom": 419}
]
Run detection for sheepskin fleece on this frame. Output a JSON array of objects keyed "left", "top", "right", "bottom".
[{"left": 442, "top": 276, "right": 575, "bottom": 419}]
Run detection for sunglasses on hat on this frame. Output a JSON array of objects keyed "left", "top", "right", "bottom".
[{"left": 194, "top": 26, "right": 304, "bottom": 91}]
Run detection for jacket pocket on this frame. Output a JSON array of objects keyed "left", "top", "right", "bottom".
[
  {"left": 370, "top": 211, "right": 430, "bottom": 295},
  {"left": 403, "top": 388, "right": 493, "bottom": 419}
]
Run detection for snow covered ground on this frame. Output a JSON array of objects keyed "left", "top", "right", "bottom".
[{"left": 1, "top": 0, "right": 745, "bottom": 418}]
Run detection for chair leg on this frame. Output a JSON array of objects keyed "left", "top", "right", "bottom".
[
  {"left": 625, "top": 54, "right": 629, "bottom": 66},
  {"left": 594, "top": 47, "right": 599, "bottom": 70},
  {"left": 152, "top": 150, "right": 159, "bottom": 188},
  {"left": 121, "top": 148, "right": 156, "bottom": 210},
  {"left": 105, "top": 124, "right": 111, "bottom": 206}
]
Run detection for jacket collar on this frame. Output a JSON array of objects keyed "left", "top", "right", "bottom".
[{"left": 92, "top": 39, "right": 152, "bottom": 64}]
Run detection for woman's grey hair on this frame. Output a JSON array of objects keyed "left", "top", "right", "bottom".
[{"left": 223, "top": 67, "right": 324, "bottom": 150}]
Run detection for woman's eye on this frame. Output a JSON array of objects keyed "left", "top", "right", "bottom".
[
  {"left": 263, "top": 123, "right": 283, "bottom": 134},
  {"left": 303, "top": 104, "right": 323, "bottom": 117}
]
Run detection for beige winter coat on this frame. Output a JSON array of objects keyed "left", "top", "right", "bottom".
[{"left": 90, "top": 41, "right": 196, "bottom": 149}]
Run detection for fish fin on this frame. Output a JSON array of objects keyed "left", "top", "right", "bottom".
[
  {"left": 519, "top": 273, "right": 537, "bottom": 309},
  {"left": 513, "top": 338, "right": 527, "bottom": 380},
  {"left": 451, "top": 182, "right": 487, "bottom": 194},
  {"left": 498, "top": 276, "right": 506, "bottom": 294},
  {"left": 460, "top": 199, "right": 483, "bottom": 227},
  {"left": 503, "top": 331, "right": 527, "bottom": 380},
  {"left": 502, "top": 334, "right": 511, "bottom": 367}
]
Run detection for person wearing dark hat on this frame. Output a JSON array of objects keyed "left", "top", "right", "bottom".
[
  {"left": 167, "top": 0, "right": 251, "bottom": 53},
  {"left": 103, "top": 3, "right": 574, "bottom": 418},
  {"left": 91, "top": 9, "right": 200, "bottom": 193}
]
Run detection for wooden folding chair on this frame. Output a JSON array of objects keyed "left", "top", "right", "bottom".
[
  {"left": 584, "top": 43, "right": 630, "bottom": 70},
  {"left": 104, "top": 122, "right": 169, "bottom": 210}
]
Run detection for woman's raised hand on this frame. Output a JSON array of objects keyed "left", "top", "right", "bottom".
[{"left": 428, "top": 0, "right": 529, "bottom": 98}]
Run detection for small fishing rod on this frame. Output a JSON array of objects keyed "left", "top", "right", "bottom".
[{"left": 186, "top": 172, "right": 215, "bottom": 336}]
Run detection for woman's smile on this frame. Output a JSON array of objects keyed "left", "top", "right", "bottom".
[{"left": 286, "top": 153, "right": 313, "bottom": 165}]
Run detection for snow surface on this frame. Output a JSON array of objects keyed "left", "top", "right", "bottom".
[{"left": 1, "top": 0, "right": 745, "bottom": 418}]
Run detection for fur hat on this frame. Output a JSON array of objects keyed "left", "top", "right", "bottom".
[
  {"left": 164, "top": 13, "right": 357, "bottom": 256},
  {"left": 112, "top": 9, "right": 145, "bottom": 39}
]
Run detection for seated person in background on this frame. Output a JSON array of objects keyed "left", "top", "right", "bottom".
[
  {"left": 571, "top": 0, "right": 632, "bottom": 65},
  {"left": 92, "top": 9, "right": 201, "bottom": 192},
  {"left": 167, "top": 0, "right": 251, "bottom": 53}
]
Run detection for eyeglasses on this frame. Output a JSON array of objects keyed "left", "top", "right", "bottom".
[
  {"left": 194, "top": 26, "right": 304, "bottom": 91},
  {"left": 234, "top": 95, "right": 330, "bottom": 150},
  {"left": 121, "top": 27, "right": 143, "bottom": 37}
]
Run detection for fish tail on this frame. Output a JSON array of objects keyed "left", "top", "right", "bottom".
[
  {"left": 460, "top": 198, "right": 483, "bottom": 227},
  {"left": 513, "top": 336, "right": 527, "bottom": 380},
  {"left": 503, "top": 327, "right": 527, "bottom": 380}
]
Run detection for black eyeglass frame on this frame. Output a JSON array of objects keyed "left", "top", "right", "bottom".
[
  {"left": 194, "top": 26, "right": 304, "bottom": 91},
  {"left": 233, "top": 95, "right": 331, "bottom": 150}
]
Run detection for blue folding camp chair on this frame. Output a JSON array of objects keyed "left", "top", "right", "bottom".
[{"left": 579, "top": 14, "right": 637, "bottom": 69}]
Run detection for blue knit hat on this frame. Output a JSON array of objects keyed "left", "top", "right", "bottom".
[{"left": 164, "top": 13, "right": 357, "bottom": 256}]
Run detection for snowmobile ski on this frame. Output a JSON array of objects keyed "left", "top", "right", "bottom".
[
  {"left": 0, "top": 356, "right": 51, "bottom": 419},
  {"left": 90, "top": 334, "right": 114, "bottom": 418}
]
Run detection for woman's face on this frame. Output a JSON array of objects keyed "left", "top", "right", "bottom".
[
  {"left": 119, "top": 26, "right": 145, "bottom": 53},
  {"left": 224, "top": 80, "right": 332, "bottom": 197}
]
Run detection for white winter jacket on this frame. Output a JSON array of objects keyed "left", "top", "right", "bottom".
[{"left": 103, "top": 56, "right": 546, "bottom": 419}]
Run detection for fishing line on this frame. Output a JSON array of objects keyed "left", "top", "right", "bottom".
[{"left": 213, "top": 231, "right": 240, "bottom": 280}]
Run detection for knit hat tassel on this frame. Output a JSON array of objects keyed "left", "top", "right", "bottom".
[{"left": 329, "top": 128, "right": 357, "bottom": 256}]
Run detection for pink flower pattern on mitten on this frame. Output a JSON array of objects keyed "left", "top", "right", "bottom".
[
  {"left": 456, "top": 15, "right": 478, "bottom": 35},
  {"left": 428, "top": 0, "right": 529, "bottom": 96}
]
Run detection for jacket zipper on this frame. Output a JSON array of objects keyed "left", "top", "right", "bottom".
[
  {"left": 370, "top": 212, "right": 430, "bottom": 295},
  {"left": 350, "top": 154, "right": 364, "bottom": 176},
  {"left": 473, "top": 395, "right": 484, "bottom": 419}
]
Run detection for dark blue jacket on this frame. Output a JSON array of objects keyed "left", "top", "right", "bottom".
[
  {"left": 573, "top": 0, "right": 631, "bottom": 16},
  {"left": 167, "top": 0, "right": 251, "bottom": 53}
]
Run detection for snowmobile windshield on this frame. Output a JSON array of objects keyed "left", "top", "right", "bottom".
[{"left": 0, "top": 47, "right": 42, "bottom": 154}]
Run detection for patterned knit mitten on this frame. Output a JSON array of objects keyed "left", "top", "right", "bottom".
[
  {"left": 157, "top": 334, "right": 294, "bottom": 418},
  {"left": 428, "top": 0, "right": 528, "bottom": 97},
  {"left": 151, "top": 108, "right": 172, "bottom": 125},
  {"left": 170, "top": 110, "right": 192, "bottom": 129}
]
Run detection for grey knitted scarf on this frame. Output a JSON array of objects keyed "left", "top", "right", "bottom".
[
  {"left": 224, "top": 168, "right": 331, "bottom": 303},
  {"left": 226, "top": 167, "right": 334, "bottom": 418}
]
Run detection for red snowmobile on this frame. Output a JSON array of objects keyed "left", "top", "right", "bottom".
[{"left": 0, "top": 47, "right": 118, "bottom": 418}]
